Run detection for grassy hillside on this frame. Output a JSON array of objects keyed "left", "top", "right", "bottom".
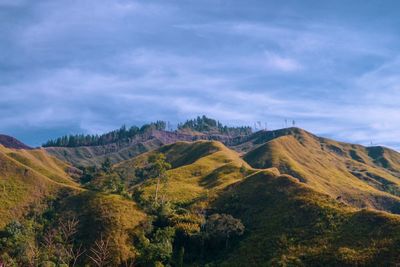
[
  {"left": 44, "top": 129, "right": 249, "bottom": 168},
  {"left": 212, "top": 170, "right": 400, "bottom": 266},
  {"left": 243, "top": 128, "right": 400, "bottom": 213},
  {"left": 4, "top": 132, "right": 400, "bottom": 266},
  {"left": 60, "top": 191, "right": 147, "bottom": 265},
  {"left": 0, "top": 145, "right": 79, "bottom": 228},
  {"left": 0, "top": 144, "right": 147, "bottom": 265},
  {"left": 116, "top": 141, "right": 253, "bottom": 205},
  {"left": 116, "top": 140, "right": 400, "bottom": 266}
]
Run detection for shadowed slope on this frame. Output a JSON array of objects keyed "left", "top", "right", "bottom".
[
  {"left": 212, "top": 170, "right": 400, "bottom": 266},
  {"left": 0, "top": 134, "right": 32, "bottom": 150},
  {"left": 44, "top": 130, "right": 233, "bottom": 167}
]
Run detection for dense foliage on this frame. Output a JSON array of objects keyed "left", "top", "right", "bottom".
[
  {"left": 178, "top": 115, "right": 252, "bottom": 136},
  {"left": 42, "top": 121, "right": 166, "bottom": 147}
]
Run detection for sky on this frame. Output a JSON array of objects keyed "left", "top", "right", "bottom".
[{"left": 1, "top": 0, "right": 400, "bottom": 148}]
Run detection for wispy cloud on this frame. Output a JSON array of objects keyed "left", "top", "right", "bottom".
[{"left": 0, "top": 0, "right": 399, "bottom": 148}]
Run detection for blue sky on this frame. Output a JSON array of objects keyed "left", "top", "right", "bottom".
[{"left": 1, "top": 0, "right": 400, "bottom": 148}]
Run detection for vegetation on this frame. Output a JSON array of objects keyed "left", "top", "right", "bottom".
[
  {"left": 243, "top": 127, "right": 400, "bottom": 213},
  {"left": 203, "top": 213, "right": 245, "bottom": 249},
  {"left": 43, "top": 121, "right": 166, "bottom": 147},
  {"left": 178, "top": 115, "right": 252, "bottom": 136},
  {"left": 5, "top": 126, "right": 400, "bottom": 266}
]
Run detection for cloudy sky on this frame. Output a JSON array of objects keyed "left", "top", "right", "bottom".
[{"left": 1, "top": 0, "right": 400, "bottom": 148}]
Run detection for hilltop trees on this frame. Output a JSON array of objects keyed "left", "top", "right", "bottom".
[
  {"left": 43, "top": 121, "right": 166, "bottom": 147},
  {"left": 43, "top": 116, "right": 253, "bottom": 148},
  {"left": 178, "top": 115, "right": 252, "bottom": 136}
]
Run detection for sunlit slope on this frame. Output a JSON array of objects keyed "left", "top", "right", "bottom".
[
  {"left": 213, "top": 170, "right": 400, "bottom": 266},
  {"left": 117, "top": 140, "right": 254, "bottom": 205},
  {"left": 243, "top": 128, "right": 400, "bottom": 213},
  {"left": 60, "top": 192, "right": 147, "bottom": 265},
  {"left": 0, "top": 145, "right": 79, "bottom": 227},
  {"left": 3, "top": 146, "right": 78, "bottom": 185}
]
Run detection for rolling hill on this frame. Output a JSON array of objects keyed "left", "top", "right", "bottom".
[
  {"left": 213, "top": 170, "right": 400, "bottom": 266},
  {"left": 44, "top": 130, "right": 241, "bottom": 167},
  {"left": 114, "top": 139, "right": 400, "bottom": 266},
  {"left": 0, "top": 143, "right": 79, "bottom": 227},
  {"left": 116, "top": 140, "right": 254, "bottom": 205},
  {"left": 242, "top": 128, "right": 400, "bottom": 213},
  {"left": 3, "top": 127, "right": 400, "bottom": 266},
  {"left": 0, "top": 140, "right": 146, "bottom": 265}
]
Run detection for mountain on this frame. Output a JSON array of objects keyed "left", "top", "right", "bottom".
[
  {"left": 115, "top": 140, "right": 400, "bottom": 266},
  {"left": 115, "top": 140, "right": 254, "bottom": 204},
  {"left": 3, "top": 126, "right": 400, "bottom": 266},
  {"left": 0, "top": 141, "right": 146, "bottom": 265},
  {"left": 43, "top": 116, "right": 252, "bottom": 167},
  {"left": 0, "top": 134, "right": 32, "bottom": 150},
  {"left": 0, "top": 143, "right": 78, "bottom": 228},
  {"left": 44, "top": 130, "right": 249, "bottom": 168},
  {"left": 242, "top": 128, "right": 400, "bottom": 213},
  {"left": 213, "top": 170, "right": 400, "bottom": 266}
]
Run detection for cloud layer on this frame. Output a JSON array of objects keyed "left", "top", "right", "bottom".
[{"left": 1, "top": 0, "right": 400, "bottom": 148}]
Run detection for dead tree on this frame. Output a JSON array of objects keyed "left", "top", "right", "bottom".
[{"left": 88, "top": 236, "right": 111, "bottom": 267}]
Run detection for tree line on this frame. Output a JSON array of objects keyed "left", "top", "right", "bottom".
[
  {"left": 42, "top": 121, "right": 166, "bottom": 147},
  {"left": 43, "top": 116, "right": 253, "bottom": 148},
  {"left": 178, "top": 115, "right": 252, "bottom": 136}
]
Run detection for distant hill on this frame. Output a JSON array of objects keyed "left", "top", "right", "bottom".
[
  {"left": 43, "top": 117, "right": 252, "bottom": 167},
  {"left": 0, "top": 134, "right": 32, "bottom": 149}
]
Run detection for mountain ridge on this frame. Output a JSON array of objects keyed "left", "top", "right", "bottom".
[{"left": 3, "top": 125, "right": 400, "bottom": 265}]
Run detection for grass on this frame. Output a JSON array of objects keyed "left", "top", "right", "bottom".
[
  {"left": 211, "top": 170, "right": 400, "bottom": 266},
  {"left": 45, "top": 138, "right": 163, "bottom": 167},
  {"left": 115, "top": 138, "right": 400, "bottom": 265},
  {"left": 243, "top": 128, "right": 400, "bottom": 213},
  {"left": 117, "top": 141, "right": 254, "bottom": 206},
  {"left": 0, "top": 144, "right": 147, "bottom": 265},
  {"left": 60, "top": 191, "right": 147, "bottom": 265},
  {"left": 5, "top": 130, "right": 400, "bottom": 266},
  {"left": 0, "top": 145, "right": 76, "bottom": 228}
]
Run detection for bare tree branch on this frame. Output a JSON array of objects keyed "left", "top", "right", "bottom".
[{"left": 88, "top": 235, "right": 111, "bottom": 267}]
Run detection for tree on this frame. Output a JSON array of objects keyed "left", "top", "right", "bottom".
[
  {"left": 88, "top": 236, "right": 111, "bottom": 267},
  {"left": 204, "top": 213, "right": 245, "bottom": 249},
  {"left": 147, "top": 153, "right": 171, "bottom": 204},
  {"left": 41, "top": 217, "right": 85, "bottom": 266},
  {"left": 0, "top": 220, "right": 36, "bottom": 266},
  {"left": 139, "top": 227, "right": 175, "bottom": 265},
  {"left": 101, "top": 158, "right": 112, "bottom": 174}
]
